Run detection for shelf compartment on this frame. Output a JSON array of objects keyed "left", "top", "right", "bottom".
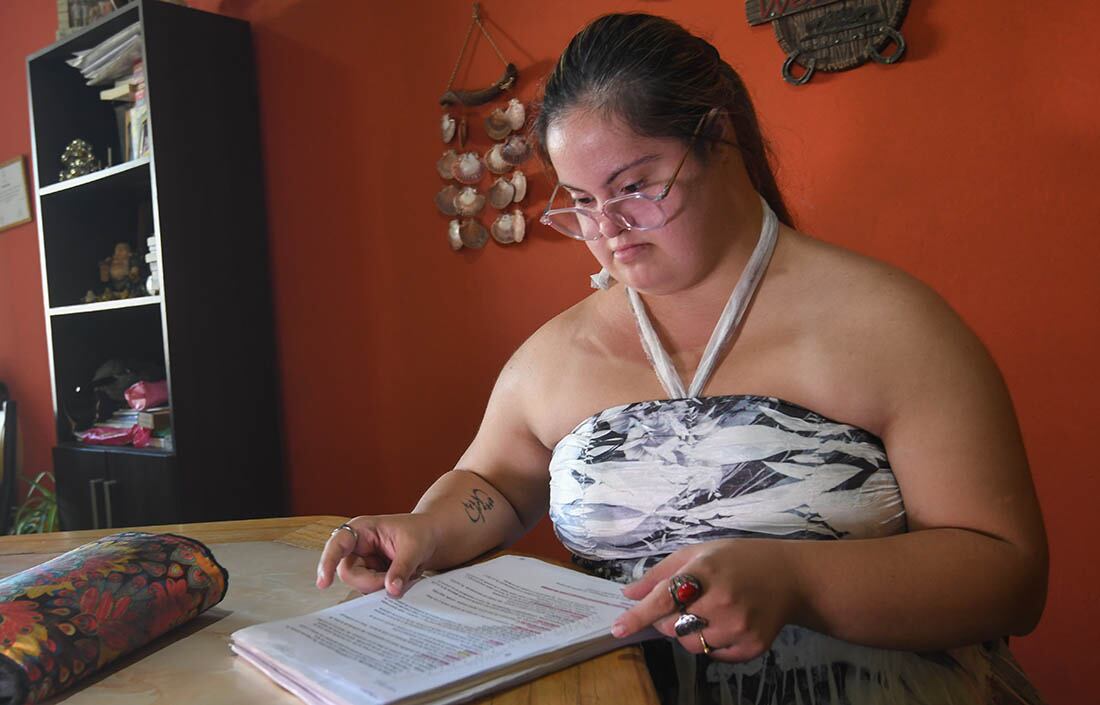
[
  {"left": 50, "top": 303, "right": 168, "bottom": 446},
  {"left": 39, "top": 158, "right": 155, "bottom": 309},
  {"left": 50, "top": 295, "right": 161, "bottom": 317},
  {"left": 27, "top": 4, "right": 143, "bottom": 190}
]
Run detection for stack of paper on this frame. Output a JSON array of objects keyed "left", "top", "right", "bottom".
[
  {"left": 67, "top": 22, "right": 143, "bottom": 86},
  {"left": 231, "top": 555, "right": 657, "bottom": 705}
]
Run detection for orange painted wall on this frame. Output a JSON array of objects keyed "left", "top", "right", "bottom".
[
  {"left": 2, "top": 1, "right": 1097, "bottom": 701},
  {"left": 0, "top": 3, "right": 59, "bottom": 499}
]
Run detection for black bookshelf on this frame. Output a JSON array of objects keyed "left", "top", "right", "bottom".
[{"left": 27, "top": 0, "right": 285, "bottom": 530}]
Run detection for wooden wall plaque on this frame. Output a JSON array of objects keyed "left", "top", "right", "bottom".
[{"left": 748, "top": 0, "right": 911, "bottom": 85}]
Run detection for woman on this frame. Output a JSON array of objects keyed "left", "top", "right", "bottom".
[{"left": 317, "top": 13, "right": 1048, "bottom": 704}]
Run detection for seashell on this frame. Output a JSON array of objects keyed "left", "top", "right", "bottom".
[
  {"left": 509, "top": 170, "right": 527, "bottom": 203},
  {"left": 500, "top": 135, "right": 531, "bottom": 165},
  {"left": 504, "top": 98, "right": 525, "bottom": 130},
  {"left": 436, "top": 149, "right": 458, "bottom": 179},
  {"left": 454, "top": 186, "right": 486, "bottom": 216},
  {"left": 451, "top": 152, "right": 484, "bottom": 184},
  {"left": 441, "top": 113, "right": 456, "bottom": 143},
  {"left": 459, "top": 219, "right": 488, "bottom": 249},
  {"left": 488, "top": 177, "right": 516, "bottom": 209},
  {"left": 484, "top": 108, "right": 512, "bottom": 140},
  {"left": 448, "top": 219, "right": 463, "bottom": 250},
  {"left": 435, "top": 185, "right": 459, "bottom": 215},
  {"left": 491, "top": 210, "right": 526, "bottom": 244},
  {"left": 512, "top": 209, "right": 526, "bottom": 242},
  {"left": 485, "top": 144, "right": 511, "bottom": 174}
]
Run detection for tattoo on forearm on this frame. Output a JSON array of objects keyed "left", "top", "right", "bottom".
[{"left": 462, "top": 489, "right": 495, "bottom": 523}]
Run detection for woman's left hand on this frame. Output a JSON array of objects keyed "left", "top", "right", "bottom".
[{"left": 612, "top": 539, "right": 803, "bottom": 663}]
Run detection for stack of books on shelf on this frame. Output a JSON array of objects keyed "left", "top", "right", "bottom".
[
  {"left": 128, "top": 59, "right": 150, "bottom": 161},
  {"left": 144, "top": 235, "right": 160, "bottom": 294},
  {"left": 99, "top": 406, "right": 141, "bottom": 430},
  {"left": 139, "top": 406, "right": 173, "bottom": 450}
]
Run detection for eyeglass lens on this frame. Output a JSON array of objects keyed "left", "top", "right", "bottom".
[{"left": 545, "top": 190, "right": 667, "bottom": 240}]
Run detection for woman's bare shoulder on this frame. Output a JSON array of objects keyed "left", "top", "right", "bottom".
[
  {"left": 775, "top": 228, "right": 997, "bottom": 431},
  {"left": 500, "top": 289, "right": 642, "bottom": 446},
  {"left": 511, "top": 286, "right": 630, "bottom": 367},
  {"left": 780, "top": 228, "right": 966, "bottom": 337}
]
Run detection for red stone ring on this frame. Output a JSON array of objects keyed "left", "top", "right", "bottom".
[{"left": 668, "top": 574, "right": 703, "bottom": 612}]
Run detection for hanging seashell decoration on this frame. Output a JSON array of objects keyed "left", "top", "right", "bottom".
[
  {"left": 488, "top": 177, "right": 515, "bottom": 209},
  {"left": 442, "top": 113, "right": 456, "bottom": 143},
  {"left": 504, "top": 98, "right": 525, "bottom": 130},
  {"left": 454, "top": 186, "right": 486, "bottom": 216},
  {"left": 485, "top": 109, "right": 511, "bottom": 141},
  {"left": 436, "top": 149, "right": 458, "bottom": 179},
  {"left": 432, "top": 20, "right": 531, "bottom": 253},
  {"left": 491, "top": 209, "right": 526, "bottom": 244},
  {"left": 459, "top": 219, "right": 489, "bottom": 249},
  {"left": 484, "top": 143, "right": 511, "bottom": 174},
  {"left": 448, "top": 219, "right": 463, "bottom": 251},
  {"left": 500, "top": 134, "right": 531, "bottom": 165},
  {"left": 435, "top": 184, "right": 460, "bottom": 215},
  {"left": 509, "top": 170, "right": 526, "bottom": 203},
  {"left": 457, "top": 116, "right": 468, "bottom": 149},
  {"left": 451, "top": 152, "right": 485, "bottom": 184}
]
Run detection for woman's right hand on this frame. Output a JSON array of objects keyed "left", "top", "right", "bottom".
[{"left": 316, "top": 514, "right": 438, "bottom": 597}]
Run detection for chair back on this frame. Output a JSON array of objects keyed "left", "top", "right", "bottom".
[{"left": 0, "top": 401, "right": 17, "bottom": 534}]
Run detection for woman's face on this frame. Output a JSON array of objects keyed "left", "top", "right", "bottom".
[{"left": 545, "top": 108, "right": 731, "bottom": 295}]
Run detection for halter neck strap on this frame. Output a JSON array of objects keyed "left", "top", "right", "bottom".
[{"left": 627, "top": 197, "right": 779, "bottom": 399}]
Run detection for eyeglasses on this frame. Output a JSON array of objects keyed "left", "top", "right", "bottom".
[{"left": 540, "top": 108, "right": 718, "bottom": 241}]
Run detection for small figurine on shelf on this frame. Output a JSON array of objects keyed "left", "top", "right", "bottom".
[
  {"left": 81, "top": 242, "right": 146, "bottom": 303},
  {"left": 58, "top": 139, "right": 102, "bottom": 181}
]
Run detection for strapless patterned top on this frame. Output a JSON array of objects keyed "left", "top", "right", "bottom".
[
  {"left": 545, "top": 199, "right": 1044, "bottom": 704},
  {"left": 547, "top": 395, "right": 1044, "bottom": 705}
]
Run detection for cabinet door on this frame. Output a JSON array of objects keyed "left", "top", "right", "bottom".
[
  {"left": 105, "top": 452, "right": 181, "bottom": 528},
  {"left": 54, "top": 446, "right": 109, "bottom": 531}
]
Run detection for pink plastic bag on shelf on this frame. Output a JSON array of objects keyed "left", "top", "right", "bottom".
[
  {"left": 75, "top": 426, "right": 138, "bottom": 446},
  {"left": 125, "top": 380, "right": 168, "bottom": 410},
  {"left": 131, "top": 426, "right": 152, "bottom": 448}
]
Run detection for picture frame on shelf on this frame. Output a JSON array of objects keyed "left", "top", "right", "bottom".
[
  {"left": 56, "top": 1, "right": 133, "bottom": 39},
  {"left": 0, "top": 156, "right": 33, "bottom": 234},
  {"left": 56, "top": 0, "right": 189, "bottom": 39}
]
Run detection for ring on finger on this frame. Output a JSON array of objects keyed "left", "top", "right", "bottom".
[
  {"left": 698, "top": 632, "right": 713, "bottom": 655},
  {"left": 674, "top": 612, "right": 708, "bottom": 637},
  {"left": 331, "top": 522, "right": 359, "bottom": 544},
  {"left": 668, "top": 574, "right": 703, "bottom": 612}
]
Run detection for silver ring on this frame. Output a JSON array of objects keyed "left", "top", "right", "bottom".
[
  {"left": 674, "top": 612, "right": 708, "bottom": 637},
  {"left": 331, "top": 522, "right": 359, "bottom": 544}
]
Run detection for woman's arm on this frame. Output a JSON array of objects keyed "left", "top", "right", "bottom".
[
  {"left": 786, "top": 282, "right": 1048, "bottom": 648},
  {"left": 317, "top": 338, "right": 553, "bottom": 594}
]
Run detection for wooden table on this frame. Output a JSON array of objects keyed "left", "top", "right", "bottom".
[{"left": 0, "top": 516, "right": 659, "bottom": 705}]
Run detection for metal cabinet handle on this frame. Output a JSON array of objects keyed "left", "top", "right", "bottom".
[
  {"left": 88, "top": 479, "right": 103, "bottom": 530},
  {"left": 103, "top": 480, "right": 118, "bottom": 529}
]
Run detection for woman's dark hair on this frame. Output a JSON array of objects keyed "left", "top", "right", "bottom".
[{"left": 532, "top": 13, "right": 794, "bottom": 227}]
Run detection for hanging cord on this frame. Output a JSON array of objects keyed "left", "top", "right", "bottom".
[
  {"left": 439, "top": 3, "right": 517, "bottom": 106},
  {"left": 444, "top": 3, "right": 511, "bottom": 93}
]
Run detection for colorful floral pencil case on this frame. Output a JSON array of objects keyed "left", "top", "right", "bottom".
[{"left": 0, "top": 532, "right": 228, "bottom": 704}]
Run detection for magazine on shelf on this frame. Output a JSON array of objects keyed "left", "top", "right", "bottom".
[{"left": 230, "top": 554, "right": 657, "bottom": 705}]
